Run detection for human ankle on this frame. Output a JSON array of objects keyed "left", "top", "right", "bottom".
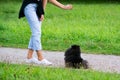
[
  {"left": 38, "top": 58, "right": 44, "bottom": 61},
  {"left": 27, "top": 56, "right": 32, "bottom": 59}
]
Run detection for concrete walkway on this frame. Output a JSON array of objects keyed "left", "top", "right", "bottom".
[{"left": 0, "top": 47, "right": 120, "bottom": 74}]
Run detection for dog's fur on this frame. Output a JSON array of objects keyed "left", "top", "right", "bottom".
[{"left": 64, "top": 45, "right": 89, "bottom": 69}]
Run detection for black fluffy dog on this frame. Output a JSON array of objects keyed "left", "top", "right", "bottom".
[{"left": 64, "top": 45, "right": 89, "bottom": 69}]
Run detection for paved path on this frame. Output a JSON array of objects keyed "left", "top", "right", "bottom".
[{"left": 0, "top": 47, "right": 120, "bottom": 74}]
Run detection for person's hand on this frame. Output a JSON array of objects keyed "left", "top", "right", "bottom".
[
  {"left": 64, "top": 4, "right": 73, "bottom": 10},
  {"left": 40, "top": 15, "right": 44, "bottom": 21}
]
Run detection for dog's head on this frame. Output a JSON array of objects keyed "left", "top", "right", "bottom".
[{"left": 65, "top": 45, "right": 81, "bottom": 57}]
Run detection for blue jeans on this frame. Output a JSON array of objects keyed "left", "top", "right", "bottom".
[{"left": 24, "top": 3, "right": 42, "bottom": 50}]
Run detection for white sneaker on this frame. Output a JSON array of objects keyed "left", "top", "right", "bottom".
[
  {"left": 26, "top": 57, "right": 39, "bottom": 64},
  {"left": 40, "top": 59, "right": 52, "bottom": 65}
]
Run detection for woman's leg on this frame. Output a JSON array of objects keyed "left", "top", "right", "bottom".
[
  {"left": 27, "top": 49, "right": 44, "bottom": 63},
  {"left": 24, "top": 4, "right": 42, "bottom": 59},
  {"left": 27, "top": 49, "right": 34, "bottom": 59},
  {"left": 36, "top": 50, "right": 43, "bottom": 60},
  {"left": 24, "top": 4, "right": 52, "bottom": 65}
]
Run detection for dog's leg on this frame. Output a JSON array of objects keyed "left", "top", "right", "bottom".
[{"left": 81, "top": 60, "right": 89, "bottom": 69}]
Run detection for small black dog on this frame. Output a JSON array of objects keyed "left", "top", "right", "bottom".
[{"left": 64, "top": 45, "right": 88, "bottom": 69}]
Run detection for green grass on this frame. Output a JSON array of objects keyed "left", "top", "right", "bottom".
[
  {"left": 0, "top": 1, "right": 120, "bottom": 55},
  {"left": 0, "top": 62, "right": 119, "bottom": 80}
]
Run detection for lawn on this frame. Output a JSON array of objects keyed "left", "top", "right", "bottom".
[
  {"left": 0, "top": 1, "right": 120, "bottom": 55},
  {"left": 0, "top": 62, "right": 120, "bottom": 80},
  {"left": 0, "top": 1, "right": 120, "bottom": 80}
]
